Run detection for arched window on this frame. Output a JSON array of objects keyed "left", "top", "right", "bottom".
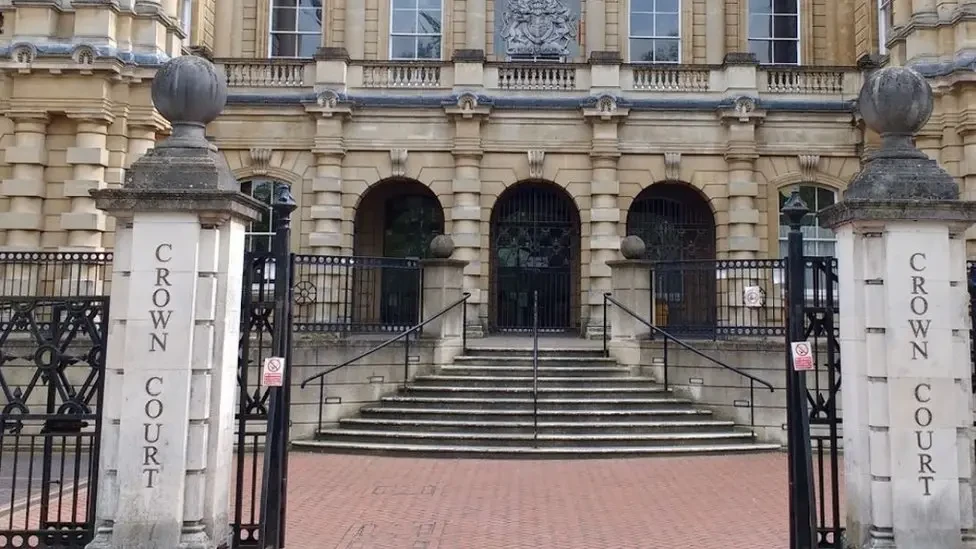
[
  {"left": 748, "top": 0, "right": 800, "bottom": 64},
  {"left": 778, "top": 184, "right": 837, "bottom": 257},
  {"left": 629, "top": 0, "right": 680, "bottom": 63},
  {"left": 390, "top": 0, "right": 443, "bottom": 60},
  {"left": 241, "top": 179, "right": 290, "bottom": 253},
  {"left": 270, "top": 0, "right": 322, "bottom": 58}
]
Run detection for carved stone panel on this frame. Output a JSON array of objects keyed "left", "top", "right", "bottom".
[{"left": 494, "top": 0, "right": 581, "bottom": 60}]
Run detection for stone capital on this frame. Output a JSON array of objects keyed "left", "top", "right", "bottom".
[
  {"left": 581, "top": 95, "right": 630, "bottom": 123},
  {"left": 305, "top": 91, "right": 354, "bottom": 118},
  {"left": 819, "top": 199, "right": 976, "bottom": 230},
  {"left": 66, "top": 111, "right": 115, "bottom": 126},
  {"left": 92, "top": 188, "right": 263, "bottom": 225},
  {"left": 7, "top": 110, "right": 50, "bottom": 125},
  {"left": 444, "top": 93, "right": 492, "bottom": 119}
]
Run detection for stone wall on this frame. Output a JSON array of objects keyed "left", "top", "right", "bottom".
[{"left": 640, "top": 339, "right": 842, "bottom": 446}]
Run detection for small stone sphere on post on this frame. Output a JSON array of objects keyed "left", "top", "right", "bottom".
[
  {"left": 619, "top": 235, "right": 646, "bottom": 260},
  {"left": 150, "top": 55, "right": 228, "bottom": 150},
  {"left": 429, "top": 234, "right": 456, "bottom": 259},
  {"left": 857, "top": 66, "right": 932, "bottom": 151}
]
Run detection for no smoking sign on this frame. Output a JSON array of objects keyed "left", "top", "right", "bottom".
[
  {"left": 262, "top": 356, "right": 285, "bottom": 387},
  {"left": 790, "top": 341, "right": 814, "bottom": 372}
]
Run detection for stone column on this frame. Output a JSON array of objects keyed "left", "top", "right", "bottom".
[
  {"left": 345, "top": 0, "right": 366, "bottom": 59},
  {"left": 445, "top": 95, "right": 490, "bottom": 334},
  {"left": 86, "top": 56, "right": 261, "bottom": 549},
  {"left": 705, "top": 0, "right": 726, "bottom": 64},
  {"left": 465, "top": 0, "right": 486, "bottom": 51},
  {"left": 585, "top": 0, "right": 606, "bottom": 55},
  {"left": 820, "top": 67, "right": 976, "bottom": 549},
  {"left": 1, "top": 113, "right": 49, "bottom": 249},
  {"left": 64, "top": 116, "right": 111, "bottom": 249},
  {"left": 719, "top": 97, "right": 764, "bottom": 260},
  {"left": 421, "top": 236, "right": 468, "bottom": 367},
  {"left": 607, "top": 238, "right": 653, "bottom": 372},
  {"left": 583, "top": 97, "right": 628, "bottom": 338},
  {"left": 126, "top": 124, "right": 158, "bottom": 171}
]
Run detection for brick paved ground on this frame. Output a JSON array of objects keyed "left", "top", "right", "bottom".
[{"left": 282, "top": 451, "right": 842, "bottom": 549}]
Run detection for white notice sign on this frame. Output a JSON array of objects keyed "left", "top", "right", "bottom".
[
  {"left": 790, "top": 341, "right": 814, "bottom": 372},
  {"left": 262, "top": 356, "right": 285, "bottom": 387}
]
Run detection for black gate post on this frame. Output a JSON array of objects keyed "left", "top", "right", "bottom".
[
  {"left": 259, "top": 185, "right": 297, "bottom": 549},
  {"left": 782, "top": 190, "right": 817, "bottom": 549}
]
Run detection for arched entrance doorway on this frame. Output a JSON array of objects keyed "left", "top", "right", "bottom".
[
  {"left": 353, "top": 178, "right": 445, "bottom": 327},
  {"left": 489, "top": 180, "right": 580, "bottom": 332},
  {"left": 626, "top": 183, "right": 717, "bottom": 337}
]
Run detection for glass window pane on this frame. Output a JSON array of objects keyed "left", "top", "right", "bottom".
[
  {"left": 271, "top": 33, "right": 298, "bottom": 57},
  {"left": 418, "top": 9, "right": 442, "bottom": 33},
  {"left": 749, "top": 14, "right": 770, "bottom": 38},
  {"left": 655, "top": 39, "right": 679, "bottom": 62},
  {"left": 799, "top": 185, "right": 816, "bottom": 207},
  {"left": 392, "top": 0, "right": 417, "bottom": 8},
  {"left": 773, "top": 39, "right": 798, "bottom": 63},
  {"left": 749, "top": 0, "right": 772, "bottom": 12},
  {"left": 817, "top": 187, "right": 836, "bottom": 208},
  {"left": 416, "top": 35, "right": 441, "bottom": 59},
  {"left": 656, "top": 0, "right": 679, "bottom": 12},
  {"left": 298, "top": 34, "right": 319, "bottom": 57},
  {"left": 630, "top": 38, "right": 655, "bottom": 62},
  {"left": 630, "top": 13, "right": 654, "bottom": 36},
  {"left": 748, "top": 39, "right": 772, "bottom": 63},
  {"left": 772, "top": 0, "right": 798, "bottom": 13},
  {"left": 274, "top": 0, "right": 297, "bottom": 7},
  {"left": 272, "top": 8, "right": 296, "bottom": 31},
  {"left": 392, "top": 9, "right": 417, "bottom": 33},
  {"left": 656, "top": 14, "right": 679, "bottom": 37},
  {"left": 297, "top": 8, "right": 321, "bottom": 32},
  {"left": 298, "top": 0, "right": 321, "bottom": 6},
  {"left": 419, "top": 0, "right": 440, "bottom": 8},
  {"left": 391, "top": 35, "right": 416, "bottom": 58},
  {"left": 632, "top": 0, "right": 655, "bottom": 10},
  {"left": 773, "top": 15, "right": 798, "bottom": 38}
]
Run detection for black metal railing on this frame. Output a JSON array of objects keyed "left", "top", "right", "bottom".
[
  {"left": 602, "top": 292, "right": 774, "bottom": 427},
  {"left": 531, "top": 290, "right": 540, "bottom": 447},
  {"left": 969, "top": 260, "right": 976, "bottom": 399},
  {"left": 291, "top": 254, "right": 422, "bottom": 333},
  {"left": 300, "top": 292, "right": 471, "bottom": 432},
  {"left": 0, "top": 251, "right": 113, "bottom": 298},
  {"left": 649, "top": 259, "right": 787, "bottom": 339}
]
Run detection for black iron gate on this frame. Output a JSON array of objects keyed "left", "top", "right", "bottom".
[
  {"left": 232, "top": 186, "right": 295, "bottom": 549},
  {"left": 0, "top": 296, "right": 109, "bottom": 548},
  {"left": 490, "top": 182, "right": 580, "bottom": 332}
]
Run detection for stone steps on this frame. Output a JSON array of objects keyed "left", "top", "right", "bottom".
[{"left": 299, "top": 347, "right": 780, "bottom": 457}]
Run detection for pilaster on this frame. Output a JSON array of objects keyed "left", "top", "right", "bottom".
[
  {"left": 306, "top": 91, "right": 353, "bottom": 255},
  {"left": 63, "top": 114, "right": 113, "bottom": 249},
  {"left": 445, "top": 94, "right": 491, "bottom": 335},
  {"left": 72, "top": 0, "right": 121, "bottom": 47},
  {"left": 345, "top": 0, "right": 366, "bottom": 59},
  {"left": 583, "top": 96, "right": 629, "bottom": 337},
  {"left": 11, "top": 0, "right": 62, "bottom": 40},
  {"left": 719, "top": 97, "right": 765, "bottom": 259},
  {"left": 465, "top": 0, "right": 487, "bottom": 51},
  {"left": 0, "top": 112, "right": 50, "bottom": 249}
]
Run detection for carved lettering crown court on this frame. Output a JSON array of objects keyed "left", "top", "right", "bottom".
[
  {"left": 150, "top": 243, "right": 174, "bottom": 353},
  {"left": 908, "top": 252, "right": 935, "bottom": 497}
]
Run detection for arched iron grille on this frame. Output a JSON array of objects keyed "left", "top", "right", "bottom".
[
  {"left": 490, "top": 181, "right": 580, "bottom": 332},
  {"left": 626, "top": 183, "right": 717, "bottom": 337}
]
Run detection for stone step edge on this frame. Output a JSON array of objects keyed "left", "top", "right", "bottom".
[
  {"left": 455, "top": 355, "right": 614, "bottom": 362},
  {"left": 382, "top": 396, "right": 687, "bottom": 404},
  {"left": 316, "top": 429, "right": 756, "bottom": 441},
  {"left": 415, "top": 375, "right": 656, "bottom": 382},
  {"left": 405, "top": 386, "right": 666, "bottom": 393},
  {"left": 292, "top": 440, "right": 784, "bottom": 454},
  {"left": 341, "top": 418, "right": 737, "bottom": 428},
  {"left": 360, "top": 407, "right": 712, "bottom": 416}
]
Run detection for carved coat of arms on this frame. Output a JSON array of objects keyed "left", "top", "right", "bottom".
[{"left": 501, "top": 0, "right": 578, "bottom": 58}]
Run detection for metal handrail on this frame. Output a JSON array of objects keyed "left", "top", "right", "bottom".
[
  {"left": 300, "top": 292, "right": 471, "bottom": 389},
  {"left": 603, "top": 292, "right": 774, "bottom": 427},
  {"left": 531, "top": 290, "right": 540, "bottom": 448}
]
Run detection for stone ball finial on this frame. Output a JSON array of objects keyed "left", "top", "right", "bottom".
[
  {"left": 620, "top": 235, "right": 646, "bottom": 260},
  {"left": 151, "top": 55, "right": 228, "bottom": 149},
  {"left": 429, "top": 235, "right": 455, "bottom": 259},
  {"left": 858, "top": 66, "right": 933, "bottom": 139}
]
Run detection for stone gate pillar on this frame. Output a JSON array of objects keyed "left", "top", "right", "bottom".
[
  {"left": 86, "top": 56, "right": 261, "bottom": 549},
  {"left": 820, "top": 67, "right": 976, "bottom": 549}
]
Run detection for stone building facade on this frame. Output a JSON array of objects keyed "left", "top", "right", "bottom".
[{"left": 0, "top": 0, "right": 973, "bottom": 335}]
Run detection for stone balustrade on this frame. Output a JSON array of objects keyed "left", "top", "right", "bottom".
[{"left": 214, "top": 58, "right": 863, "bottom": 98}]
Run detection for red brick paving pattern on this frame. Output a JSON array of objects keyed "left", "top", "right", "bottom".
[{"left": 283, "top": 451, "right": 834, "bottom": 549}]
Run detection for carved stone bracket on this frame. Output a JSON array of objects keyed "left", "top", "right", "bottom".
[
  {"left": 444, "top": 92, "right": 492, "bottom": 119},
  {"left": 249, "top": 147, "right": 272, "bottom": 175},
  {"left": 664, "top": 152, "right": 681, "bottom": 181},
  {"left": 528, "top": 150, "right": 545, "bottom": 179},
  {"left": 391, "top": 148, "right": 408, "bottom": 177},
  {"left": 582, "top": 94, "right": 630, "bottom": 122},
  {"left": 719, "top": 96, "right": 766, "bottom": 125},
  {"left": 304, "top": 89, "right": 354, "bottom": 118},
  {"left": 798, "top": 154, "right": 820, "bottom": 181}
]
